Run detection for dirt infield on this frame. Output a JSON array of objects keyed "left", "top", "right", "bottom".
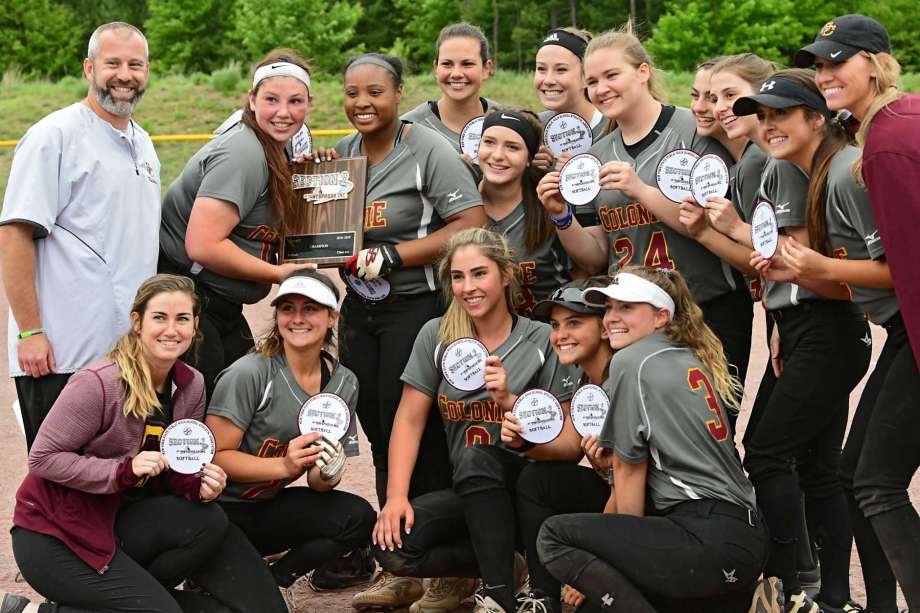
[{"left": 0, "top": 282, "right": 914, "bottom": 611}]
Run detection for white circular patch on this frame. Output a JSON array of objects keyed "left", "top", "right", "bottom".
[
  {"left": 160, "top": 419, "right": 216, "bottom": 475},
  {"left": 543, "top": 112, "right": 593, "bottom": 157},
  {"left": 459, "top": 116, "right": 485, "bottom": 165},
  {"left": 345, "top": 273, "right": 390, "bottom": 301},
  {"left": 298, "top": 393, "right": 351, "bottom": 441},
  {"left": 570, "top": 384, "right": 610, "bottom": 438},
  {"left": 751, "top": 200, "right": 779, "bottom": 259},
  {"left": 441, "top": 337, "right": 489, "bottom": 392},
  {"left": 513, "top": 389, "right": 564, "bottom": 445},
  {"left": 559, "top": 153, "right": 602, "bottom": 206},
  {"left": 689, "top": 154, "right": 730, "bottom": 206},
  {"left": 655, "top": 149, "right": 699, "bottom": 203}
]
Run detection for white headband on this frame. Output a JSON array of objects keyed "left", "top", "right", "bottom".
[
  {"left": 271, "top": 276, "right": 339, "bottom": 311},
  {"left": 252, "top": 62, "right": 312, "bottom": 94},
  {"left": 581, "top": 273, "right": 676, "bottom": 320}
]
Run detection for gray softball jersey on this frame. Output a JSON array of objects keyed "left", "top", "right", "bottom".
[
  {"left": 160, "top": 123, "right": 276, "bottom": 305},
  {"left": 401, "top": 98, "right": 500, "bottom": 153},
  {"left": 589, "top": 107, "right": 738, "bottom": 304},
  {"left": 757, "top": 158, "right": 820, "bottom": 310},
  {"left": 600, "top": 332, "right": 756, "bottom": 512},
  {"left": 334, "top": 124, "right": 482, "bottom": 295},
  {"left": 208, "top": 351, "right": 359, "bottom": 502},
  {"left": 401, "top": 316, "right": 579, "bottom": 464},
  {"left": 825, "top": 146, "right": 899, "bottom": 325},
  {"left": 487, "top": 202, "right": 570, "bottom": 316}
]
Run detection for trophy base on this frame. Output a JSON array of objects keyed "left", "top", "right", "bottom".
[{"left": 282, "top": 231, "right": 356, "bottom": 268}]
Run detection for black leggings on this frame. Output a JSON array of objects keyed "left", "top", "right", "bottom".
[
  {"left": 743, "top": 301, "right": 870, "bottom": 603},
  {"left": 837, "top": 313, "right": 907, "bottom": 612},
  {"left": 379, "top": 445, "right": 528, "bottom": 612},
  {"left": 853, "top": 337, "right": 920, "bottom": 609},
  {"left": 537, "top": 499, "right": 768, "bottom": 613},
  {"left": 515, "top": 462, "right": 609, "bottom": 604},
  {"left": 339, "top": 292, "right": 452, "bottom": 504},
  {"left": 220, "top": 486, "right": 376, "bottom": 588},
  {"left": 12, "top": 497, "right": 228, "bottom": 613}
]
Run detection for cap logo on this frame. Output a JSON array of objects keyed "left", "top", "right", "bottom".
[
  {"left": 820, "top": 21, "right": 836, "bottom": 36},
  {"left": 544, "top": 33, "right": 560, "bottom": 42},
  {"left": 760, "top": 80, "right": 776, "bottom": 92}
]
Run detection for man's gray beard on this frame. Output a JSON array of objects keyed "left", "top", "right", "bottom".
[{"left": 93, "top": 81, "right": 145, "bottom": 117}]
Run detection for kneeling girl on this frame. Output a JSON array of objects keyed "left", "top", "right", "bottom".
[
  {"left": 537, "top": 267, "right": 768, "bottom": 612},
  {"left": 206, "top": 270, "right": 375, "bottom": 589}
]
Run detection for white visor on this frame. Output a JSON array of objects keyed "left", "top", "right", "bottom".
[
  {"left": 271, "top": 276, "right": 339, "bottom": 311},
  {"left": 252, "top": 62, "right": 312, "bottom": 95},
  {"left": 581, "top": 273, "right": 676, "bottom": 320}
]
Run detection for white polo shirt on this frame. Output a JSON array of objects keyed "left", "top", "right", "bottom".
[{"left": 1, "top": 102, "right": 161, "bottom": 376}]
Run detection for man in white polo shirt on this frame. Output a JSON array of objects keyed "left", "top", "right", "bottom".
[{"left": 0, "top": 22, "right": 160, "bottom": 451}]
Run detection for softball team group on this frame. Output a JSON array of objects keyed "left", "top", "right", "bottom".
[{"left": 3, "top": 12, "right": 918, "bottom": 613}]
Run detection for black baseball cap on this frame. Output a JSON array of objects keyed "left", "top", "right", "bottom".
[
  {"left": 793, "top": 15, "right": 890, "bottom": 67},
  {"left": 531, "top": 278, "right": 607, "bottom": 321},
  {"left": 733, "top": 75, "right": 832, "bottom": 118}
]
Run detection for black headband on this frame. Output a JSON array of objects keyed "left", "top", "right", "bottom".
[
  {"left": 482, "top": 110, "right": 540, "bottom": 158},
  {"left": 539, "top": 29, "right": 587, "bottom": 61}
]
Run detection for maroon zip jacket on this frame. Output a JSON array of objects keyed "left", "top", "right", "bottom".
[
  {"left": 14, "top": 359, "right": 205, "bottom": 573},
  {"left": 861, "top": 93, "right": 920, "bottom": 360}
]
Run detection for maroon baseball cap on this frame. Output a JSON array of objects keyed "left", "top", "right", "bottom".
[{"left": 794, "top": 15, "right": 890, "bottom": 67}]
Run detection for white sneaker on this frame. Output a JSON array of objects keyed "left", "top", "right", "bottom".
[
  {"left": 409, "top": 577, "right": 477, "bottom": 613},
  {"left": 515, "top": 592, "right": 553, "bottom": 613},
  {"left": 473, "top": 593, "right": 508, "bottom": 613}
]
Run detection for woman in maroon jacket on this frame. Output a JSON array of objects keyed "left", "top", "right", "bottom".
[
  {"left": 794, "top": 14, "right": 920, "bottom": 610},
  {"left": 2, "top": 275, "right": 286, "bottom": 613}
]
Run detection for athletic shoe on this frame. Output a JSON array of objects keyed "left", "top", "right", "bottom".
[
  {"left": 351, "top": 571, "right": 424, "bottom": 611},
  {"left": 409, "top": 577, "right": 477, "bottom": 613},
  {"left": 798, "top": 564, "right": 821, "bottom": 599},
  {"left": 0, "top": 593, "right": 31, "bottom": 613},
  {"left": 309, "top": 545, "right": 376, "bottom": 591},
  {"left": 749, "top": 577, "right": 784, "bottom": 613},
  {"left": 515, "top": 592, "right": 558, "bottom": 613},
  {"left": 785, "top": 589, "right": 820, "bottom": 613},
  {"left": 816, "top": 600, "right": 865, "bottom": 612},
  {"left": 473, "top": 593, "right": 508, "bottom": 613}
]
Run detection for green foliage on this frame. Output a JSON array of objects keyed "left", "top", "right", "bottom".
[
  {"left": 648, "top": 0, "right": 810, "bottom": 70},
  {"left": 232, "top": 0, "right": 363, "bottom": 74},
  {"left": 145, "top": 0, "right": 238, "bottom": 73},
  {"left": 209, "top": 62, "right": 244, "bottom": 94},
  {"left": 0, "top": 0, "right": 83, "bottom": 77},
  {"left": 861, "top": 0, "right": 920, "bottom": 70}
]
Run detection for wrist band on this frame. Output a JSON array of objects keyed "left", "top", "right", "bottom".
[
  {"left": 17, "top": 328, "right": 44, "bottom": 340},
  {"left": 551, "top": 203, "right": 574, "bottom": 230}
]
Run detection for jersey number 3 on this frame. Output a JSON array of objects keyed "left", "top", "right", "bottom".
[{"left": 687, "top": 368, "right": 729, "bottom": 443}]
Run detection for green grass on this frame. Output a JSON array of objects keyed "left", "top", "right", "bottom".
[{"left": 2, "top": 69, "right": 919, "bottom": 202}]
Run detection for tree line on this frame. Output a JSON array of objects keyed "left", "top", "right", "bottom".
[{"left": 2, "top": 0, "right": 917, "bottom": 80}]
